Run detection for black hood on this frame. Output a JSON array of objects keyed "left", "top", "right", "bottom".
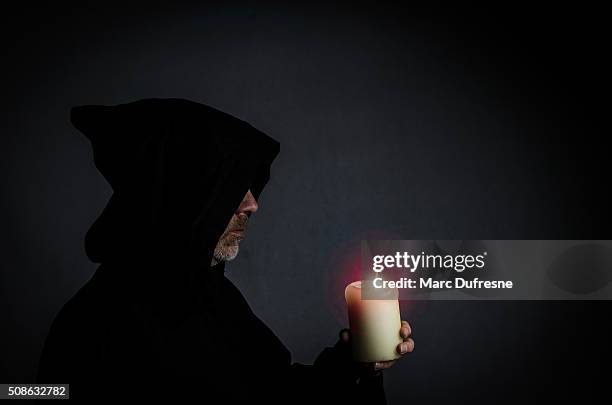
[
  {"left": 71, "top": 98, "right": 280, "bottom": 274},
  {"left": 40, "top": 98, "right": 382, "bottom": 401},
  {"left": 37, "top": 100, "right": 292, "bottom": 393}
]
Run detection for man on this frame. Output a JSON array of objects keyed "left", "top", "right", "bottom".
[
  {"left": 37, "top": 98, "right": 414, "bottom": 402},
  {"left": 210, "top": 189, "right": 256, "bottom": 266}
]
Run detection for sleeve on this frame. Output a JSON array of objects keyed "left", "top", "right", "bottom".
[{"left": 286, "top": 339, "right": 387, "bottom": 405}]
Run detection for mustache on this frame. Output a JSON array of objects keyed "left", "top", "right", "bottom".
[{"left": 230, "top": 214, "right": 248, "bottom": 230}]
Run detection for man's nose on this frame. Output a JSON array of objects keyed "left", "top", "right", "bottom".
[{"left": 237, "top": 190, "right": 258, "bottom": 216}]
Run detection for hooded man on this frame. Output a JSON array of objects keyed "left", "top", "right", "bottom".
[{"left": 37, "top": 98, "right": 413, "bottom": 402}]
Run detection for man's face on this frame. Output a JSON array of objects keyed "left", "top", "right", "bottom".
[{"left": 212, "top": 189, "right": 258, "bottom": 265}]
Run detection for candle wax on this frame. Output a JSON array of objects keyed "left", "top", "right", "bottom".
[{"left": 345, "top": 281, "right": 403, "bottom": 362}]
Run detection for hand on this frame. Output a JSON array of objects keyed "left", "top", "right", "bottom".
[{"left": 339, "top": 320, "right": 414, "bottom": 376}]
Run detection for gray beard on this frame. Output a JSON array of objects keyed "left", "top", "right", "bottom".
[{"left": 210, "top": 236, "right": 240, "bottom": 267}]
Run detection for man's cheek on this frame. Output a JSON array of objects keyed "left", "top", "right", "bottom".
[{"left": 224, "top": 235, "right": 239, "bottom": 245}]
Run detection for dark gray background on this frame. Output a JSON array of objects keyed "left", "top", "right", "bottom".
[{"left": 1, "top": 2, "right": 609, "bottom": 403}]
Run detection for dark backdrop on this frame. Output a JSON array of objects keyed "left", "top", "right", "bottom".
[{"left": 1, "top": 2, "right": 609, "bottom": 403}]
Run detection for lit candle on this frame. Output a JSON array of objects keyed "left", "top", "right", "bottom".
[{"left": 345, "top": 281, "right": 403, "bottom": 362}]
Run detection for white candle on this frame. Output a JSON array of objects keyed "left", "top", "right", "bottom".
[{"left": 345, "top": 281, "right": 403, "bottom": 362}]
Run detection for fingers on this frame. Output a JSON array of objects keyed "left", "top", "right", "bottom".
[
  {"left": 374, "top": 360, "right": 396, "bottom": 371},
  {"left": 339, "top": 328, "right": 350, "bottom": 343},
  {"left": 355, "top": 321, "right": 413, "bottom": 375},
  {"left": 400, "top": 320, "right": 412, "bottom": 339},
  {"left": 397, "top": 338, "right": 415, "bottom": 354}
]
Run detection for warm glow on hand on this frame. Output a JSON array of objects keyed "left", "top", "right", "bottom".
[{"left": 339, "top": 320, "right": 414, "bottom": 375}]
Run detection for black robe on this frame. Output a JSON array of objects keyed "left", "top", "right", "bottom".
[{"left": 37, "top": 98, "right": 386, "bottom": 403}]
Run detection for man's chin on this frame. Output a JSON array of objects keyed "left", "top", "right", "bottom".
[{"left": 214, "top": 245, "right": 240, "bottom": 263}]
